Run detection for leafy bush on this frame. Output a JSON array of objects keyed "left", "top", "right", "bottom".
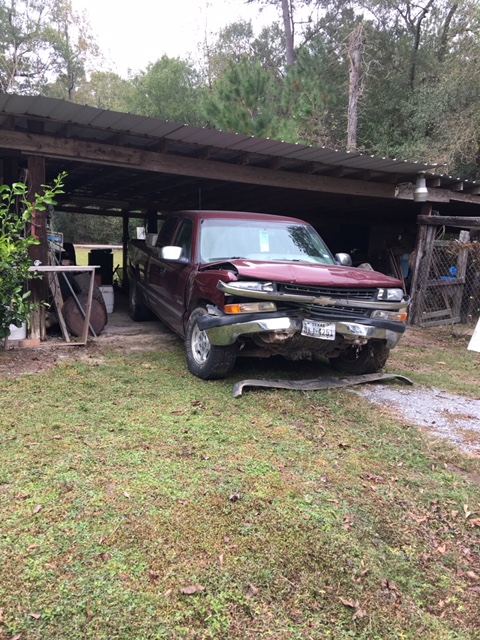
[{"left": 0, "top": 174, "right": 65, "bottom": 343}]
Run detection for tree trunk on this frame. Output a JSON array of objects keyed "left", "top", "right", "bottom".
[
  {"left": 281, "top": 0, "right": 295, "bottom": 67},
  {"left": 409, "top": 0, "right": 434, "bottom": 88},
  {"left": 347, "top": 25, "right": 364, "bottom": 152}
]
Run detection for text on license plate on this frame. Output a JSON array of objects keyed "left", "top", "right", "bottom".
[{"left": 301, "top": 320, "right": 336, "bottom": 340}]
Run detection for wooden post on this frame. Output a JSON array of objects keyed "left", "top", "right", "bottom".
[
  {"left": 454, "top": 231, "right": 470, "bottom": 321},
  {"left": 122, "top": 212, "right": 129, "bottom": 290},
  {"left": 409, "top": 221, "right": 437, "bottom": 325},
  {"left": 27, "top": 155, "right": 48, "bottom": 340}
]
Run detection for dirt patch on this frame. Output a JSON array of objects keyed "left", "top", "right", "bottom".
[{"left": 0, "top": 293, "right": 178, "bottom": 381}]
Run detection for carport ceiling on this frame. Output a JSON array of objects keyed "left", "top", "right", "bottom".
[{"left": 1, "top": 94, "right": 480, "bottom": 222}]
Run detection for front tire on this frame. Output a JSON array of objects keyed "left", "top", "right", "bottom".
[
  {"left": 330, "top": 341, "right": 390, "bottom": 375},
  {"left": 185, "top": 307, "right": 236, "bottom": 380}
]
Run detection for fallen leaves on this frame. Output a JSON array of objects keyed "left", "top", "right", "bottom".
[
  {"left": 339, "top": 597, "right": 367, "bottom": 620},
  {"left": 409, "top": 512, "right": 430, "bottom": 524},
  {"left": 180, "top": 584, "right": 205, "bottom": 595},
  {"left": 246, "top": 583, "right": 259, "bottom": 598},
  {"left": 32, "top": 505, "right": 43, "bottom": 515}
]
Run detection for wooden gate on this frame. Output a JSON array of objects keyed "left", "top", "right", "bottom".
[{"left": 410, "top": 215, "right": 480, "bottom": 327}]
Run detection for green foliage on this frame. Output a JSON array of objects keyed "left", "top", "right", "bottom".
[
  {"left": 52, "top": 210, "right": 124, "bottom": 244},
  {"left": 72, "top": 71, "right": 134, "bottom": 111},
  {"left": 127, "top": 55, "right": 206, "bottom": 126},
  {"left": 0, "top": 0, "right": 99, "bottom": 98},
  {"left": 0, "top": 173, "right": 66, "bottom": 342},
  {"left": 204, "top": 56, "right": 281, "bottom": 137}
]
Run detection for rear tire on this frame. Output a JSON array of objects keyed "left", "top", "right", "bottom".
[
  {"left": 330, "top": 341, "right": 389, "bottom": 375},
  {"left": 129, "top": 279, "right": 152, "bottom": 321},
  {"left": 185, "top": 307, "right": 236, "bottom": 380}
]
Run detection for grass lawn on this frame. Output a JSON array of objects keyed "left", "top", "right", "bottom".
[{"left": 0, "top": 328, "right": 480, "bottom": 639}]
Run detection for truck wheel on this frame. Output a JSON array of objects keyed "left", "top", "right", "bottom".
[
  {"left": 185, "top": 307, "right": 236, "bottom": 380},
  {"left": 129, "top": 279, "right": 151, "bottom": 321},
  {"left": 330, "top": 342, "right": 390, "bottom": 375}
]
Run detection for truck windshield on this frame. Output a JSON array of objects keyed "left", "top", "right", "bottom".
[{"left": 200, "top": 219, "right": 336, "bottom": 265}]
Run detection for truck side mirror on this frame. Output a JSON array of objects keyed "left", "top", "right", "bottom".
[
  {"left": 160, "top": 246, "right": 189, "bottom": 264},
  {"left": 335, "top": 253, "right": 352, "bottom": 266}
]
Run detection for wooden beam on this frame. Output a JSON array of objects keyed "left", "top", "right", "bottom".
[
  {"left": 27, "top": 154, "right": 48, "bottom": 340},
  {"left": 451, "top": 182, "right": 463, "bottom": 192},
  {"left": 409, "top": 223, "right": 437, "bottom": 325},
  {"left": 0, "top": 130, "right": 399, "bottom": 200},
  {"left": 417, "top": 215, "right": 480, "bottom": 229}
]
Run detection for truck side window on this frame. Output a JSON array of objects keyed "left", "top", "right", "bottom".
[
  {"left": 156, "top": 216, "right": 179, "bottom": 248},
  {"left": 173, "top": 219, "right": 194, "bottom": 259}
]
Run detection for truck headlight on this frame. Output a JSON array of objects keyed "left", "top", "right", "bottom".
[
  {"left": 228, "top": 281, "right": 274, "bottom": 293},
  {"left": 371, "top": 308, "right": 408, "bottom": 322},
  {"left": 224, "top": 302, "right": 277, "bottom": 314},
  {"left": 376, "top": 288, "right": 404, "bottom": 302}
]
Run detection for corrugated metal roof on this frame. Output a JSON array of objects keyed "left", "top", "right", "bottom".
[{"left": 0, "top": 94, "right": 439, "bottom": 177}]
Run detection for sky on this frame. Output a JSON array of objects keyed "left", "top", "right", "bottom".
[{"left": 72, "top": 0, "right": 279, "bottom": 77}]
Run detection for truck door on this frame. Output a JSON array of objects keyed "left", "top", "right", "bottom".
[
  {"left": 147, "top": 217, "right": 194, "bottom": 334},
  {"left": 145, "top": 215, "right": 179, "bottom": 319}
]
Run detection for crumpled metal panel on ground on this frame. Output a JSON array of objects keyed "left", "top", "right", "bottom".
[{"left": 232, "top": 373, "right": 413, "bottom": 398}]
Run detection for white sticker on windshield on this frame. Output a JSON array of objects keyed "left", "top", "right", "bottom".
[{"left": 259, "top": 230, "right": 270, "bottom": 252}]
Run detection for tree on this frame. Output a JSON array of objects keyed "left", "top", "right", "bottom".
[
  {"left": 127, "top": 55, "right": 206, "bottom": 126},
  {"left": 72, "top": 70, "right": 133, "bottom": 111},
  {"left": 203, "top": 19, "right": 285, "bottom": 85},
  {"left": 203, "top": 56, "right": 280, "bottom": 137},
  {"left": 0, "top": 173, "right": 65, "bottom": 344},
  {"left": 0, "top": 0, "right": 100, "bottom": 99},
  {"left": 43, "top": 0, "right": 99, "bottom": 101},
  {"left": 346, "top": 24, "right": 365, "bottom": 150},
  {"left": 246, "top": 0, "right": 297, "bottom": 65},
  {"left": 0, "top": 0, "right": 52, "bottom": 93}
]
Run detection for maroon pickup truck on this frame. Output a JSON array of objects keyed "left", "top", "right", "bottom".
[{"left": 127, "top": 210, "right": 409, "bottom": 379}]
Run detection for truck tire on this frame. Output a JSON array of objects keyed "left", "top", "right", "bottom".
[
  {"left": 129, "top": 279, "right": 152, "bottom": 321},
  {"left": 185, "top": 307, "right": 236, "bottom": 380},
  {"left": 330, "top": 341, "right": 390, "bottom": 375}
]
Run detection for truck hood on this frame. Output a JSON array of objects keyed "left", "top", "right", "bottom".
[{"left": 220, "top": 259, "right": 402, "bottom": 288}]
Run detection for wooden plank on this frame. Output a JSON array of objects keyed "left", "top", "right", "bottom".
[
  {"left": 418, "top": 215, "right": 480, "bottom": 229},
  {"left": 0, "top": 130, "right": 398, "bottom": 199},
  {"left": 27, "top": 154, "right": 47, "bottom": 341},
  {"left": 409, "top": 224, "right": 437, "bottom": 325},
  {"left": 421, "top": 316, "right": 461, "bottom": 327},
  {"left": 453, "top": 244, "right": 469, "bottom": 318},
  {"left": 47, "top": 271, "right": 70, "bottom": 342},
  {"left": 28, "top": 266, "right": 96, "bottom": 346},
  {"left": 421, "top": 309, "right": 453, "bottom": 319}
]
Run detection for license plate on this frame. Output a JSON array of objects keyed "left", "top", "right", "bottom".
[{"left": 301, "top": 320, "right": 336, "bottom": 340}]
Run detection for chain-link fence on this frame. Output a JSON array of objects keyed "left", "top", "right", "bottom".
[{"left": 416, "top": 236, "right": 480, "bottom": 327}]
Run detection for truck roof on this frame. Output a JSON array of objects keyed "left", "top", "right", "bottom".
[{"left": 176, "top": 210, "right": 309, "bottom": 224}]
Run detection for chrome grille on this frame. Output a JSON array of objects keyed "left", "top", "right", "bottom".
[
  {"left": 278, "top": 284, "right": 377, "bottom": 300},
  {"left": 304, "top": 305, "right": 370, "bottom": 319}
]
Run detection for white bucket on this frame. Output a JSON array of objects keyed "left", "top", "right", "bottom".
[
  {"left": 99, "top": 285, "right": 114, "bottom": 313},
  {"left": 8, "top": 322, "right": 27, "bottom": 340}
]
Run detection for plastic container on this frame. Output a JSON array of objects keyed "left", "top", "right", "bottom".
[
  {"left": 8, "top": 322, "right": 27, "bottom": 340},
  {"left": 99, "top": 285, "right": 114, "bottom": 313}
]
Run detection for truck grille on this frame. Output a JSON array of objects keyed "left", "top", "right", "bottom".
[
  {"left": 304, "top": 305, "right": 371, "bottom": 319},
  {"left": 278, "top": 284, "right": 377, "bottom": 300}
]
